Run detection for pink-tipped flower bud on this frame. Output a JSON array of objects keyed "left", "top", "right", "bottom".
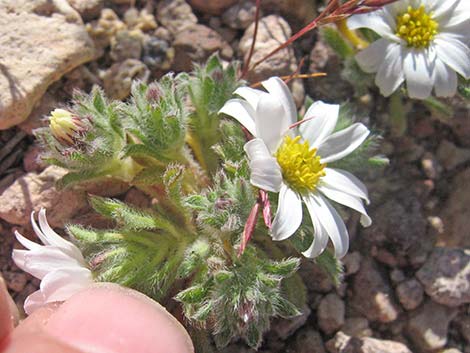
[{"left": 49, "top": 109, "right": 87, "bottom": 146}]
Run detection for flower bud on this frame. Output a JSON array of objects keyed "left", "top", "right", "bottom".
[{"left": 49, "top": 109, "right": 86, "bottom": 145}]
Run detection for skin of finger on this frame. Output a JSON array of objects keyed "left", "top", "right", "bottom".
[
  {"left": 42, "top": 283, "right": 194, "bottom": 353},
  {"left": 1, "top": 332, "right": 85, "bottom": 353},
  {"left": 0, "top": 277, "right": 14, "bottom": 344},
  {"left": 11, "top": 303, "right": 59, "bottom": 337}
]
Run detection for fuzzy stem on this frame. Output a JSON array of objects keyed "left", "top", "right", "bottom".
[
  {"left": 335, "top": 19, "right": 369, "bottom": 49},
  {"left": 389, "top": 91, "right": 407, "bottom": 136}
]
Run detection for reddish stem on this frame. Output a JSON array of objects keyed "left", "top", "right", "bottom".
[{"left": 241, "top": 0, "right": 262, "bottom": 79}]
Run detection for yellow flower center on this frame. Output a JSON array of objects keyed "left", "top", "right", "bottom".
[
  {"left": 275, "top": 136, "right": 326, "bottom": 193},
  {"left": 396, "top": 5, "right": 438, "bottom": 48}
]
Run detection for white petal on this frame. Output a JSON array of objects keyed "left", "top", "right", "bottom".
[
  {"left": 40, "top": 267, "right": 93, "bottom": 304},
  {"left": 31, "top": 211, "right": 50, "bottom": 246},
  {"left": 255, "top": 93, "right": 289, "bottom": 153},
  {"left": 261, "top": 77, "right": 298, "bottom": 127},
  {"left": 299, "top": 101, "right": 340, "bottom": 148},
  {"left": 375, "top": 43, "right": 405, "bottom": 97},
  {"left": 14, "top": 230, "right": 42, "bottom": 250},
  {"left": 433, "top": 58, "right": 458, "bottom": 97},
  {"left": 355, "top": 38, "right": 390, "bottom": 74},
  {"left": 347, "top": 9, "right": 396, "bottom": 39},
  {"left": 271, "top": 184, "right": 303, "bottom": 241},
  {"left": 433, "top": 0, "right": 468, "bottom": 27},
  {"left": 244, "top": 139, "right": 282, "bottom": 192},
  {"left": 308, "top": 193, "right": 349, "bottom": 259},
  {"left": 18, "top": 247, "right": 83, "bottom": 280},
  {"left": 249, "top": 158, "right": 283, "bottom": 192},
  {"left": 244, "top": 138, "right": 271, "bottom": 161},
  {"left": 302, "top": 195, "right": 329, "bottom": 258},
  {"left": 24, "top": 290, "right": 46, "bottom": 315},
  {"left": 12, "top": 249, "right": 27, "bottom": 270},
  {"left": 403, "top": 49, "right": 434, "bottom": 99},
  {"left": 317, "top": 184, "right": 372, "bottom": 227},
  {"left": 38, "top": 209, "right": 84, "bottom": 262},
  {"left": 318, "top": 123, "right": 370, "bottom": 163},
  {"left": 234, "top": 86, "right": 264, "bottom": 110},
  {"left": 219, "top": 98, "right": 257, "bottom": 136},
  {"left": 322, "top": 168, "right": 369, "bottom": 204},
  {"left": 434, "top": 35, "right": 470, "bottom": 79}
]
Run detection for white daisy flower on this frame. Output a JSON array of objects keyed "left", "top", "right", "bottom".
[
  {"left": 219, "top": 77, "right": 371, "bottom": 258},
  {"left": 348, "top": 0, "right": 470, "bottom": 99},
  {"left": 12, "top": 209, "right": 93, "bottom": 314}
]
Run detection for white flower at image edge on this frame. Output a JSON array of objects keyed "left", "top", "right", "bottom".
[
  {"left": 348, "top": 0, "right": 470, "bottom": 99},
  {"left": 12, "top": 209, "right": 93, "bottom": 314},
  {"left": 219, "top": 77, "right": 372, "bottom": 259}
]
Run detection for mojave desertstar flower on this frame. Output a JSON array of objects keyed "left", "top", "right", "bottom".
[
  {"left": 12, "top": 209, "right": 93, "bottom": 314},
  {"left": 348, "top": 0, "right": 470, "bottom": 99},
  {"left": 219, "top": 77, "right": 371, "bottom": 258}
]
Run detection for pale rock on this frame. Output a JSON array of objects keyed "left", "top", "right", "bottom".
[
  {"left": 110, "top": 29, "right": 144, "bottom": 62},
  {"left": 222, "top": 1, "right": 257, "bottom": 30},
  {"left": 441, "top": 349, "right": 463, "bottom": 353},
  {"left": 172, "top": 24, "right": 233, "bottom": 72},
  {"left": 102, "top": 59, "right": 150, "bottom": 100},
  {"left": 318, "top": 293, "right": 345, "bottom": 335},
  {"left": 123, "top": 8, "right": 157, "bottom": 32},
  {"left": 326, "top": 332, "right": 412, "bottom": 353},
  {"left": 18, "top": 91, "right": 58, "bottom": 135},
  {"left": 351, "top": 258, "right": 400, "bottom": 323},
  {"left": 156, "top": 0, "right": 197, "bottom": 36},
  {"left": 86, "top": 8, "right": 126, "bottom": 48},
  {"left": 69, "top": 0, "right": 103, "bottom": 20},
  {"left": 343, "top": 251, "right": 361, "bottom": 276},
  {"left": 0, "top": 4, "right": 95, "bottom": 129},
  {"left": 0, "top": 0, "right": 82, "bottom": 23},
  {"left": 239, "top": 15, "right": 297, "bottom": 83},
  {"left": 188, "top": 0, "right": 237, "bottom": 15},
  {"left": 436, "top": 140, "right": 470, "bottom": 171},
  {"left": 263, "top": 0, "right": 317, "bottom": 28},
  {"left": 271, "top": 305, "right": 310, "bottom": 340},
  {"left": 439, "top": 168, "right": 470, "bottom": 248},
  {"left": 407, "top": 300, "right": 457, "bottom": 351},
  {"left": 342, "top": 317, "right": 372, "bottom": 338},
  {"left": 416, "top": 247, "right": 470, "bottom": 307},
  {"left": 396, "top": 278, "right": 424, "bottom": 311},
  {"left": 0, "top": 166, "right": 88, "bottom": 227}
]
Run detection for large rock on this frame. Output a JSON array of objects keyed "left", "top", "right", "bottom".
[
  {"left": 407, "top": 300, "right": 457, "bottom": 351},
  {"left": 239, "top": 15, "right": 297, "bottom": 83},
  {"left": 326, "top": 332, "right": 412, "bottom": 353},
  {"left": 416, "top": 247, "right": 470, "bottom": 307},
  {"left": 360, "top": 192, "right": 429, "bottom": 259},
  {"left": 350, "top": 258, "right": 400, "bottom": 323},
  {"left": 0, "top": 166, "right": 88, "bottom": 228},
  {"left": 0, "top": 3, "right": 96, "bottom": 129},
  {"left": 317, "top": 293, "right": 345, "bottom": 335},
  {"left": 172, "top": 24, "right": 233, "bottom": 72},
  {"left": 439, "top": 168, "right": 470, "bottom": 248}
]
